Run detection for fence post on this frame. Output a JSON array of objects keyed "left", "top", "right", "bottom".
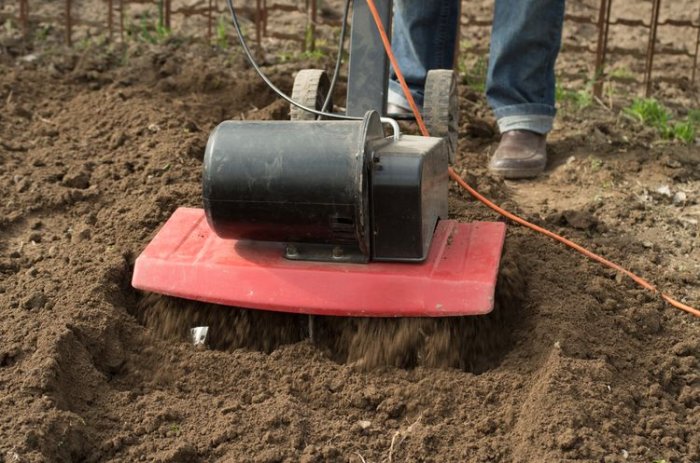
[
  {"left": 65, "top": 0, "right": 73, "bottom": 46},
  {"left": 593, "top": 0, "right": 611, "bottom": 98},
  {"left": 256, "top": 0, "right": 262, "bottom": 47},
  {"left": 692, "top": 9, "right": 700, "bottom": 84},
  {"left": 119, "top": 0, "right": 124, "bottom": 42},
  {"left": 310, "top": 0, "right": 317, "bottom": 52},
  {"left": 643, "top": 0, "right": 662, "bottom": 96},
  {"left": 165, "top": 0, "right": 171, "bottom": 29},
  {"left": 208, "top": 0, "right": 213, "bottom": 41},
  {"left": 19, "top": 0, "right": 29, "bottom": 37},
  {"left": 262, "top": 0, "right": 268, "bottom": 37},
  {"left": 108, "top": 0, "right": 113, "bottom": 39}
]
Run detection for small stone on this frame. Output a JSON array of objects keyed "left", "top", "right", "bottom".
[
  {"left": 603, "top": 298, "right": 617, "bottom": 311},
  {"left": 377, "top": 397, "right": 406, "bottom": 419},
  {"left": 110, "top": 131, "right": 127, "bottom": 150},
  {"left": 12, "top": 104, "right": 33, "bottom": 119},
  {"left": 15, "top": 178, "right": 31, "bottom": 193},
  {"left": 22, "top": 292, "right": 48, "bottom": 310},
  {"left": 148, "top": 123, "right": 160, "bottom": 133},
  {"left": 358, "top": 420, "right": 371, "bottom": 430},
  {"left": 557, "top": 428, "right": 580, "bottom": 450},
  {"left": 62, "top": 171, "right": 90, "bottom": 189},
  {"left": 642, "top": 241, "right": 653, "bottom": 248},
  {"left": 672, "top": 191, "right": 687, "bottom": 205},
  {"left": 28, "top": 232, "right": 42, "bottom": 243},
  {"left": 655, "top": 185, "right": 672, "bottom": 197},
  {"left": 71, "top": 225, "right": 92, "bottom": 243},
  {"left": 183, "top": 120, "right": 199, "bottom": 132}
]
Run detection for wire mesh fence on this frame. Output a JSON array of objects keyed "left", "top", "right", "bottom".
[{"left": 1, "top": 0, "right": 698, "bottom": 97}]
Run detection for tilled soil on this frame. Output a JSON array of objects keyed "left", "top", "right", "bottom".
[{"left": 1, "top": 17, "right": 699, "bottom": 463}]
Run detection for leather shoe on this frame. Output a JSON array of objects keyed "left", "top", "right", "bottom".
[{"left": 488, "top": 130, "right": 547, "bottom": 179}]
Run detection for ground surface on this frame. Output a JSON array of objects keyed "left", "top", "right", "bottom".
[{"left": 1, "top": 1, "right": 699, "bottom": 462}]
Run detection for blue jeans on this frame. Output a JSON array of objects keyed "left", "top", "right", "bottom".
[{"left": 390, "top": 0, "right": 566, "bottom": 134}]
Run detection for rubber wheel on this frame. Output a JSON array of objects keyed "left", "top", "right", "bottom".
[
  {"left": 424, "top": 69, "right": 459, "bottom": 163},
  {"left": 290, "top": 69, "right": 332, "bottom": 121}
]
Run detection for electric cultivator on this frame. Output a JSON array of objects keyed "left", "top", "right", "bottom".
[{"left": 132, "top": 0, "right": 506, "bottom": 326}]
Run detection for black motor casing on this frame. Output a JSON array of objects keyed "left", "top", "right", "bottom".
[{"left": 203, "top": 111, "right": 448, "bottom": 262}]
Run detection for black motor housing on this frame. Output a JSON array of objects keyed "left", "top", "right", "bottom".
[{"left": 203, "top": 111, "right": 448, "bottom": 262}]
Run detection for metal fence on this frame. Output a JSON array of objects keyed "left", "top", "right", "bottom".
[{"left": 2, "top": 0, "right": 699, "bottom": 97}]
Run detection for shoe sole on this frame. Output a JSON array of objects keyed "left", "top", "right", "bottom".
[{"left": 488, "top": 165, "right": 544, "bottom": 179}]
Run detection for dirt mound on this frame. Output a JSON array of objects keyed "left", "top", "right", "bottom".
[{"left": 135, "top": 245, "right": 526, "bottom": 372}]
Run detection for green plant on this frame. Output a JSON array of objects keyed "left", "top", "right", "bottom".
[
  {"left": 687, "top": 109, "right": 700, "bottom": 125},
  {"left": 304, "top": 23, "right": 315, "bottom": 53},
  {"left": 276, "top": 50, "right": 295, "bottom": 63},
  {"left": 3, "top": 19, "right": 15, "bottom": 33},
  {"left": 300, "top": 48, "right": 326, "bottom": 61},
  {"left": 35, "top": 24, "right": 52, "bottom": 42},
  {"left": 623, "top": 98, "right": 698, "bottom": 144},
  {"left": 623, "top": 98, "right": 670, "bottom": 128},
  {"left": 136, "top": 11, "right": 170, "bottom": 44},
  {"left": 216, "top": 15, "right": 229, "bottom": 49},
  {"left": 590, "top": 158, "right": 603, "bottom": 172},
  {"left": 609, "top": 66, "right": 634, "bottom": 81},
  {"left": 464, "top": 56, "right": 488, "bottom": 92},
  {"left": 556, "top": 84, "right": 593, "bottom": 110},
  {"left": 672, "top": 120, "right": 695, "bottom": 144}
]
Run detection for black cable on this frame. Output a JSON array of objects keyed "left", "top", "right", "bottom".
[
  {"left": 225, "top": 0, "right": 361, "bottom": 121},
  {"left": 319, "top": 0, "right": 352, "bottom": 116}
]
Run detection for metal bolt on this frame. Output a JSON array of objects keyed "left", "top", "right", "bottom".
[
  {"left": 332, "top": 246, "right": 343, "bottom": 259},
  {"left": 286, "top": 245, "right": 298, "bottom": 257}
]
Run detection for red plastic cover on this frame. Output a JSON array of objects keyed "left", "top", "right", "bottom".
[{"left": 132, "top": 208, "right": 506, "bottom": 317}]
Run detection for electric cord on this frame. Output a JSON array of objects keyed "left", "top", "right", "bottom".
[
  {"left": 364, "top": 0, "right": 700, "bottom": 318},
  {"left": 319, "top": 0, "right": 352, "bottom": 116},
  {"left": 225, "top": 0, "right": 361, "bottom": 121}
]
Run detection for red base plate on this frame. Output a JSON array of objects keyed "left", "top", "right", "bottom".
[{"left": 132, "top": 207, "right": 506, "bottom": 317}]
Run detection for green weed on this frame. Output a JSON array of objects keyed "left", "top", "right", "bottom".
[
  {"left": 35, "top": 24, "right": 52, "bottom": 42},
  {"left": 623, "top": 98, "right": 697, "bottom": 144},
  {"left": 609, "top": 66, "right": 634, "bottom": 81},
  {"left": 216, "top": 15, "right": 229, "bottom": 49},
  {"left": 687, "top": 109, "right": 700, "bottom": 125},
  {"left": 304, "top": 24, "right": 315, "bottom": 53},
  {"left": 464, "top": 56, "right": 488, "bottom": 92},
  {"left": 556, "top": 84, "right": 593, "bottom": 110},
  {"left": 457, "top": 41, "right": 488, "bottom": 92},
  {"left": 623, "top": 98, "right": 670, "bottom": 128},
  {"left": 300, "top": 49, "right": 326, "bottom": 61},
  {"left": 135, "top": 11, "right": 170, "bottom": 44},
  {"left": 672, "top": 120, "right": 695, "bottom": 144},
  {"left": 276, "top": 50, "right": 295, "bottom": 63},
  {"left": 3, "top": 19, "right": 15, "bottom": 34}
]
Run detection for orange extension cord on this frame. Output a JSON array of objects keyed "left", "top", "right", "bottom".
[{"left": 365, "top": 0, "right": 700, "bottom": 318}]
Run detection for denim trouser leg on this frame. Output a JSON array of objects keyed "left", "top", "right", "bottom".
[
  {"left": 389, "top": 0, "right": 460, "bottom": 108},
  {"left": 486, "top": 0, "right": 566, "bottom": 134}
]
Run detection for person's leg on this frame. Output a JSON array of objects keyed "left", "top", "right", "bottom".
[
  {"left": 486, "top": 0, "right": 566, "bottom": 134},
  {"left": 486, "top": 0, "right": 565, "bottom": 179},
  {"left": 389, "top": 0, "right": 460, "bottom": 111}
]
